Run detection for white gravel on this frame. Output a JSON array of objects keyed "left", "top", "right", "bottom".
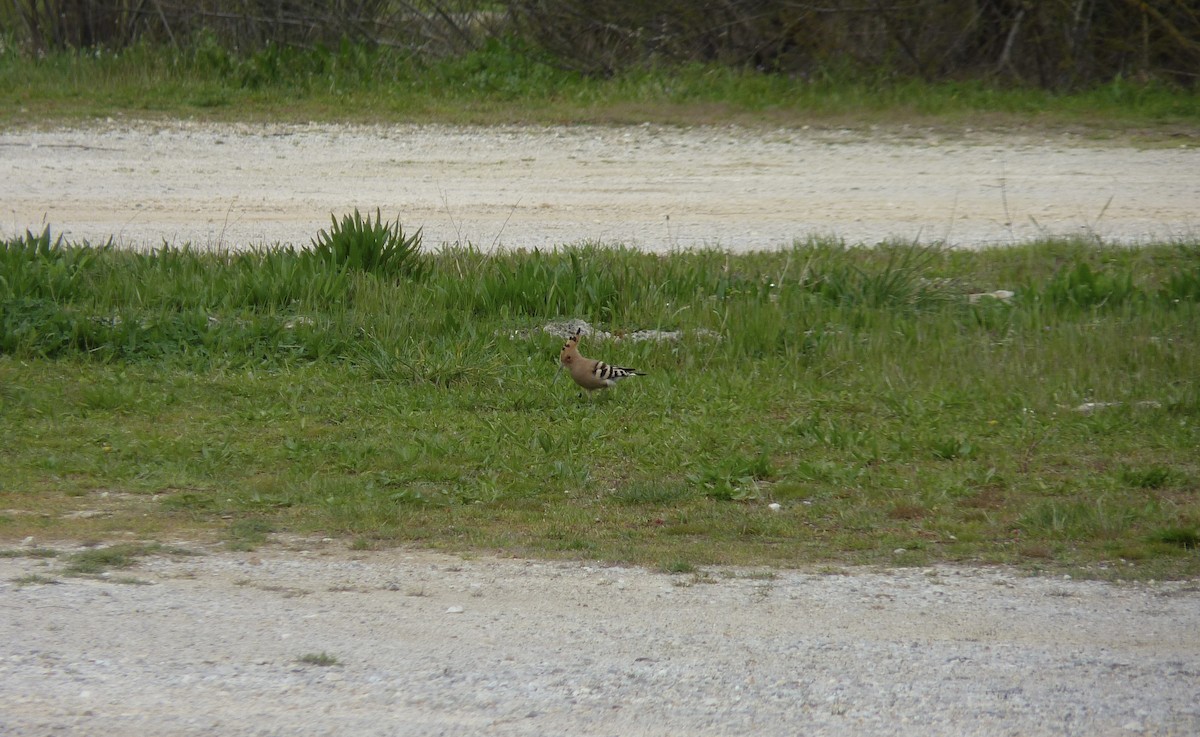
[
  {"left": 2, "top": 542, "right": 1198, "bottom": 736},
  {"left": 1, "top": 121, "right": 1197, "bottom": 250}
]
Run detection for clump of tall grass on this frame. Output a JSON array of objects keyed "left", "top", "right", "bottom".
[
  {"left": 310, "top": 208, "right": 426, "bottom": 280},
  {"left": 0, "top": 225, "right": 99, "bottom": 302},
  {"left": 1042, "top": 261, "right": 1136, "bottom": 310}
]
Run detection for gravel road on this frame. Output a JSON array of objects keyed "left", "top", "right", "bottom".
[
  {"left": 2, "top": 121, "right": 1197, "bottom": 250},
  {"left": 2, "top": 542, "right": 1198, "bottom": 736}
]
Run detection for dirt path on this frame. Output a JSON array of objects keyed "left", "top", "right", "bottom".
[
  {"left": 2, "top": 122, "right": 1197, "bottom": 250},
  {"left": 3, "top": 542, "right": 1199, "bottom": 736}
]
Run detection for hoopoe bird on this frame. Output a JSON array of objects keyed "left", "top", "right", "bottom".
[{"left": 558, "top": 328, "right": 645, "bottom": 393}]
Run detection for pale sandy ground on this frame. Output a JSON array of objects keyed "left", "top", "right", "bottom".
[
  {"left": 1, "top": 122, "right": 1197, "bottom": 250},
  {"left": 2, "top": 124, "right": 1199, "bottom": 735},
  {"left": 2, "top": 542, "right": 1199, "bottom": 737}
]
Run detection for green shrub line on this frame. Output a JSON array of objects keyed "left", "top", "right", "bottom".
[
  {"left": 2, "top": 35, "right": 1198, "bottom": 128},
  {"left": 1, "top": 226, "right": 1197, "bottom": 578},
  {"left": 4, "top": 2, "right": 1198, "bottom": 91}
]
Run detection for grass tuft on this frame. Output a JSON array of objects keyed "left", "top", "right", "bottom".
[
  {"left": 1151, "top": 527, "right": 1200, "bottom": 550},
  {"left": 0, "top": 547, "right": 60, "bottom": 559},
  {"left": 662, "top": 560, "right": 699, "bottom": 575},
  {"left": 63, "top": 544, "right": 149, "bottom": 575},
  {"left": 13, "top": 574, "right": 61, "bottom": 586},
  {"left": 297, "top": 652, "right": 341, "bottom": 667},
  {"left": 226, "top": 519, "right": 273, "bottom": 551}
]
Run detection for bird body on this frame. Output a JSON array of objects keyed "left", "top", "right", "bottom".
[{"left": 559, "top": 329, "right": 644, "bottom": 392}]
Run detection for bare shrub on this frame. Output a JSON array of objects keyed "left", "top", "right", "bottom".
[
  {"left": 5, "top": 0, "right": 1197, "bottom": 88},
  {"left": 504, "top": 0, "right": 1200, "bottom": 88},
  {"left": 7, "top": 0, "right": 498, "bottom": 56}
]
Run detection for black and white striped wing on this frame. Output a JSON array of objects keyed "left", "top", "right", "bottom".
[{"left": 592, "top": 361, "right": 644, "bottom": 386}]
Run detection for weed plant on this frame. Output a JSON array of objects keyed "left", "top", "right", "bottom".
[{"left": 1, "top": 232, "right": 1197, "bottom": 578}]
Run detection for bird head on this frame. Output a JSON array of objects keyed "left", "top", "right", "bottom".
[{"left": 559, "top": 328, "right": 582, "bottom": 367}]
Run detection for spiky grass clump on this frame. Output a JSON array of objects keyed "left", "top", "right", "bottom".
[
  {"left": 0, "top": 225, "right": 98, "bottom": 302},
  {"left": 311, "top": 208, "right": 425, "bottom": 280}
]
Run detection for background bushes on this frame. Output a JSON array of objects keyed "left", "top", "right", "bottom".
[
  {"left": 4, "top": 0, "right": 1198, "bottom": 89},
  {"left": 509, "top": 0, "right": 1200, "bottom": 88}
]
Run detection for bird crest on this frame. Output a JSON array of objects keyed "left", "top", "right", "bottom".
[{"left": 559, "top": 328, "right": 583, "bottom": 366}]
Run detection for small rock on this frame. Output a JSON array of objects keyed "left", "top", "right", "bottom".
[
  {"left": 628, "top": 329, "right": 682, "bottom": 342},
  {"left": 544, "top": 320, "right": 601, "bottom": 340},
  {"left": 968, "top": 289, "right": 1015, "bottom": 304},
  {"left": 446, "top": 606, "right": 465, "bottom": 614},
  {"left": 541, "top": 320, "right": 722, "bottom": 343},
  {"left": 1074, "top": 400, "right": 1161, "bottom": 415},
  {"left": 768, "top": 503, "right": 782, "bottom": 512},
  {"left": 1074, "top": 401, "right": 1121, "bottom": 414},
  {"left": 283, "top": 316, "right": 315, "bottom": 329}
]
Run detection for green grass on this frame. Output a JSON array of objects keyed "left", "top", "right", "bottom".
[
  {"left": 1, "top": 231, "right": 1197, "bottom": 579},
  {"left": 1, "top": 38, "right": 1197, "bottom": 135}
]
